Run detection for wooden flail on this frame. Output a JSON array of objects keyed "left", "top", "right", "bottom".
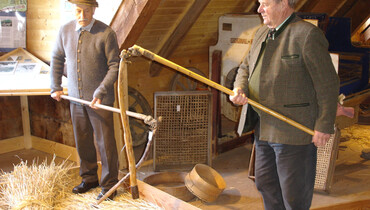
[
  {"left": 127, "top": 45, "right": 345, "bottom": 193},
  {"left": 128, "top": 45, "right": 315, "bottom": 136}
]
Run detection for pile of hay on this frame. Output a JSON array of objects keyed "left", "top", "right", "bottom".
[
  {"left": 0, "top": 156, "right": 162, "bottom": 210},
  {"left": 55, "top": 188, "right": 162, "bottom": 210},
  {"left": 0, "top": 156, "right": 73, "bottom": 209},
  {"left": 341, "top": 124, "right": 370, "bottom": 147}
]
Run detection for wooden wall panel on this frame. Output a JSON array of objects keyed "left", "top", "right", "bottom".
[
  {"left": 26, "top": 0, "right": 61, "bottom": 62},
  {"left": 0, "top": 97, "right": 22, "bottom": 140},
  {"left": 127, "top": 53, "right": 210, "bottom": 109}
]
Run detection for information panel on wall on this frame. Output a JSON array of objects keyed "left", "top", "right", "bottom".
[
  {"left": 0, "top": 12, "right": 26, "bottom": 52},
  {"left": 0, "top": 0, "right": 27, "bottom": 52}
]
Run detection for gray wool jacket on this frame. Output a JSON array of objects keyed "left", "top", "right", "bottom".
[{"left": 50, "top": 19, "right": 120, "bottom": 105}]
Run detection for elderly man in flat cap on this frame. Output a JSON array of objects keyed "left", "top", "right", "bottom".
[{"left": 50, "top": 0, "right": 120, "bottom": 200}]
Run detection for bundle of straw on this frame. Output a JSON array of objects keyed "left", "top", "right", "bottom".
[
  {"left": 0, "top": 156, "right": 162, "bottom": 210},
  {"left": 0, "top": 156, "right": 74, "bottom": 209}
]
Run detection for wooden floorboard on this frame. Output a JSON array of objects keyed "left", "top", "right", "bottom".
[{"left": 312, "top": 199, "right": 370, "bottom": 210}]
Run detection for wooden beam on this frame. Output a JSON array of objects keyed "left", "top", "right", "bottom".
[
  {"left": 328, "top": 0, "right": 349, "bottom": 17},
  {"left": 110, "top": 0, "right": 161, "bottom": 50},
  {"left": 20, "top": 96, "right": 32, "bottom": 149},
  {"left": 298, "top": 0, "right": 321, "bottom": 12},
  {"left": 211, "top": 50, "right": 222, "bottom": 155},
  {"left": 137, "top": 180, "right": 201, "bottom": 210},
  {"left": 295, "top": 0, "right": 310, "bottom": 11},
  {"left": 0, "top": 137, "right": 24, "bottom": 154},
  {"left": 331, "top": 0, "right": 357, "bottom": 17},
  {"left": 149, "top": 0, "right": 211, "bottom": 77},
  {"left": 242, "top": 0, "right": 259, "bottom": 13},
  {"left": 311, "top": 199, "right": 370, "bottom": 210},
  {"left": 32, "top": 136, "right": 80, "bottom": 163},
  {"left": 339, "top": 0, "right": 370, "bottom": 33}
]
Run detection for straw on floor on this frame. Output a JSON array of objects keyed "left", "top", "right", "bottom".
[{"left": 0, "top": 156, "right": 162, "bottom": 210}]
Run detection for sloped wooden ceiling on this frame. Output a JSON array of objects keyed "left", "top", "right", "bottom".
[
  {"left": 147, "top": 0, "right": 211, "bottom": 76},
  {"left": 112, "top": 0, "right": 259, "bottom": 52},
  {"left": 110, "top": 0, "right": 162, "bottom": 50},
  {"left": 111, "top": 0, "right": 259, "bottom": 76},
  {"left": 111, "top": 0, "right": 369, "bottom": 76}
]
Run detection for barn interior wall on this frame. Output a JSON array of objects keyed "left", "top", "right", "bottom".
[
  {"left": 26, "top": 0, "right": 61, "bottom": 62},
  {"left": 127, "top": 54, "right": 210, "bottom": 109},
  {"left": 0, "top": 97, "right": 23, "bottom": 140},
  {"left": 0, "top": 0, "right": 211, "bottom": 143},
  {"left": 3, "top": 0, "right": 368, "bottom": 145}
]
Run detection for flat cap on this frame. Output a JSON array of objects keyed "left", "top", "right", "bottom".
[{"left": 68, "top": 0, "right": 98, "bottom": 7}]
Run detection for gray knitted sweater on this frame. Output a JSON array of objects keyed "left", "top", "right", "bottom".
[{"left": 50, "top": 19, "right": 120, "bottom": 105}]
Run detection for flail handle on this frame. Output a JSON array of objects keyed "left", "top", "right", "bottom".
[{"left": 118, "top": 54, "right": 139, "bottom": 199}]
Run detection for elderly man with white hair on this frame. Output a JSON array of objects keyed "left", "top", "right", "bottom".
[{"left": 50, "top": 0, "right": 120, "bottom": 200}]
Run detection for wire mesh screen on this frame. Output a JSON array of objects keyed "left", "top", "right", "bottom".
[
  {"left": 154, "top": 91, "right": 212, "bottom": 171},
  {"left": 314, "top": 127, "right": 340, "bottom": 192}
]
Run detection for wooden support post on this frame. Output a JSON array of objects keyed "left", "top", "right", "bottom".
[
  {"left": 20, "top": 96, "right": 32, "bottom": 149},
  {"left": 211, "top": 50, "right": 222, "bottom": 155},
  {"left": 117, "top": 52, "right": 139, "bottom": 199}
]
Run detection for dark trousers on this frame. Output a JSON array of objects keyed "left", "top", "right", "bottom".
[
  {"left": 254, "top": 136, "right": 317, "bottom": 210},
  {"left": 70, "top": 103, "right": 118, "bottom": 190}
]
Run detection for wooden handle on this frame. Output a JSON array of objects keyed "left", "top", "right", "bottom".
[
  {"left": 117, "top": 54, "right": 139, "bottom": 199},
  {"left": 60, "top": 95, "right": 155, "bottom": 125},
  {"left": 131, "top": 45, "right": 314, "bottom": 136},
  {"left": 61, "top": 95, "right": 120, "bottom": 113}
]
